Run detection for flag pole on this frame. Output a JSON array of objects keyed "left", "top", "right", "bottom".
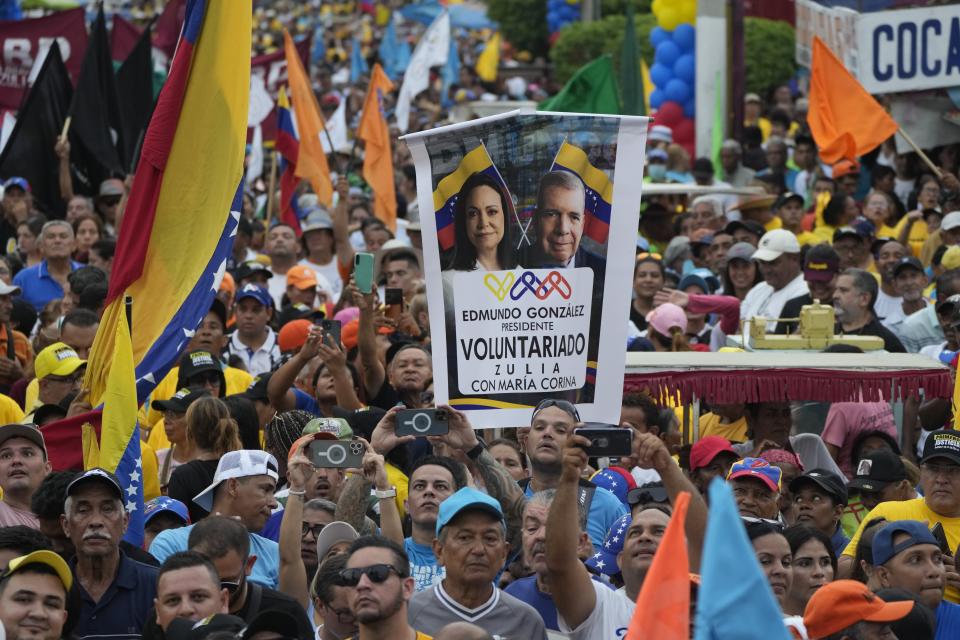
[
  {"left": 896, "top": 128, "right": 944, "bottom": 180},
  {"left": 266, "top": 150, "right": 278, "bottom": 224},
  {"left": 59, "top": 116, "right": 72, "bottom": 142}
]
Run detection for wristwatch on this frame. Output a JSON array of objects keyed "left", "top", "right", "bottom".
[{"left": 374, "top": 487, "right": 397, "bottom": 499}]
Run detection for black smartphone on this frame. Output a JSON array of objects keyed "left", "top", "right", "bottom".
[
  {"left": 317, "top": 318, "right": 341, "bottom": 347},
  {"left": 573, "top": 425, "right": 634, "bottom": 458},
  {"left": 385, "top": 287, "right": 404, "bottom": 321},
  {"left": 308, "top": 440, "right": 365, "bottom": 468},
  {"left": 932, "top": 522, "right": 952, "bottom": 555},
  {"left": 396, "top": 408, "right": 449, "bottom": 437}
]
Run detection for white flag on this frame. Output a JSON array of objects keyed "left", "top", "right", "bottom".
[
  {"left": 246, "top": 124, "right": 263, "bottom": 184},
  {"left": 396, "top": 10, "right": 450, "bottom": 133},
  {"left": 321, "top": 97, "right": 349, "bottom": 154}
]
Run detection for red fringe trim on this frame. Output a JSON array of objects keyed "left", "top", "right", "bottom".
[{"left": 624, "top": 368, "right": 953, "bottom": 404}]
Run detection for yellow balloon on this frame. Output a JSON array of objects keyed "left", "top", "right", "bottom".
[
  {"left": 652, "top": 0, "right": 663, "bottom": 15},
  {"left": 679, "top": 0, "right": 697, "bottom": 24},
  {"left": 657, "top": 7, "right": 681, "bottom": 31},
  {"left": 566, "top": 0, "right": 579, "bottom": 4}
]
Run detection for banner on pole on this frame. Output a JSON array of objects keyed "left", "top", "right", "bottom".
[{"left": 404, "top": 110, "right": 648, "bottom": 428}]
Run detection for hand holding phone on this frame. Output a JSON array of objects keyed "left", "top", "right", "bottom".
[
  {"left": 308, "top": 439, "right": 366, "bottom": 469},
  {"left": 396, "top": 408, "right": 450, "bottom": 437},
  {"left": 317, "top": 318, "right": 341, "bottom": 347},
  {"left": 573, "top": 425, "right": 633, "bottom": 458},
  {"left": 354, "top": 253, "right": 375, "bottom": 294}
]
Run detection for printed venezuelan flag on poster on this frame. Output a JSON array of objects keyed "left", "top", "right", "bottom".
[
  {"left": 432, "top": 142, "right": 514, "bottom": 252},
  {"left": 550, "top": 139, "right": 613, "bottom": 245}
]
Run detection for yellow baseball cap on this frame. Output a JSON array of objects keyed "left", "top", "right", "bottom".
[
  {"left": 35, "top": 342, "right": 86, "bottom": 380},
  {"left": 4, "top": 550, "right": 73, "bottom": 591}
]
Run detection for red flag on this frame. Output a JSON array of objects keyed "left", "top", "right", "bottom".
[
  {"left": 111, "top": 14, "right": 143, "bottom": 62},
  {"left": 40, "top": 410, "right": 102, "bottom": 471},
  {"left": 154, "top": 0, "right": 186, "bottom": 59},
  {"left": 626, "top": 491, "right": 691, "bottom": 640},
  {"left": 807, "top": 37, "right": 899, "bottom": 164}
]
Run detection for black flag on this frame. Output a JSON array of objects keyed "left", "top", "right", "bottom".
[
  {"left": 116, "top": 23, "right": 155, "bottom": 172},
  {"left": 68, "top": 8, "right": 125, "bottom": 195},
  {"left": 0, "top": 42, "right": 72, "bottom": 216}
]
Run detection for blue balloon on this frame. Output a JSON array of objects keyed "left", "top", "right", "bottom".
[
  {"left": 683, "top": 97, "right": 696, "bottom": 118},
  {"left": 650, "top": 63, "right": 672, "bottom": 88},
  {"left": 655, "top": 40, "right": 681, "bottom": 67},
  {"left": 673, "top": 54, "right": 695, "bottom": 83},
  {"left": 650, "top": 89, "right": 665, "bottom": 109},
  {"left": 665, "top": 78, "right": 690, "bottom": 104},
  {"left": 673, "top": 23, "right": 696, "bottom": 51},
  {"left": 650, "top": 26, "right": 669, "bottom": 48}
]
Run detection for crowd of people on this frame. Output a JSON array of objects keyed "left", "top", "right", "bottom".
[{"left": 0, "top": 2, "right": 957, "bottom": 640}]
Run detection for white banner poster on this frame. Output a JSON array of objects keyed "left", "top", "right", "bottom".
[{"left": 403, "top": 110, "right": 648, "bottom": 428}]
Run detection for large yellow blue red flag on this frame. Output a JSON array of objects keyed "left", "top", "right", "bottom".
[
  {"left": 550, "top": 140, "right": 613, "bottom": 245},
  {"left": 358, "top": 63, "right": 396, "bottom": 231},
  {"left": 432, "top": 142, "right": 514, "bottom": 251},
  {"left": 82, "top": 0, "right": 251, "bottom": 534},
  {"left": 284, "top": 29, "right": 333, "bottom": 207}
]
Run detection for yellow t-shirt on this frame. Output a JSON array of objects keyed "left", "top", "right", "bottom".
[
  {"left": 894, "top": 215, "right": 929, "bottom": 258},
  {"left": 796, "top": 230, "right": 819, "bottom": 247},
  {"left": 385, "top": 462, "right": 409, "bottom": 519},
  {"left": 875, "top": 224, "right": 898, "bottom": 240},
  {"left": 141, "top": 440, "right": 160, "bottom": 501},
  {"left": 843, "top": 497, "right": 960, "bottom": 603},
  {"left": 763, "top": 216, "right": 783, "bottom": 232},
  {"left": 0, "top": 393, "right": 24, "bottom": 424},
  {"left": 145, "top": 365, "right": 254, "bottom": 428},
  {"left": 24, "top": 378, "right": 38, "bottom": 413},
  {"left": 698, "top": 413, "right": 748, "bottom": 443},
  {"left": 812, "top": 224, "right": 837, "bottom": 245}
]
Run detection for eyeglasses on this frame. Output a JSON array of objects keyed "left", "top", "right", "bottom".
[
  {"left": 45, "top": 372, "right": 83, "bottom": 384},
  {"left": 189, "top": 371, "right": 221, "bottom": 385},
  {"left": 101, "top": 196, "right": 122, "bottom": 207},
  {"left": 337, "top": 564, "right": 405, "bottom": 587},
  {"left": 220, "top": 574, "right": 244, "bottom": 593},
  {"left": 636, "top": 252, "right": 663, "bottom": 262},
  {"left": 301, "top": 522, "right": 326, "bottom": 538},
  {"left": 532, "top": 398, "right": 580, "bottom": 422},
  {"left": 627, "top": 487, "right": 670, "bottom": 506}
]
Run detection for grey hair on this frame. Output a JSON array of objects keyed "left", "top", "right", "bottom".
[
  {"left": 304, "top": 498, "right": 336, "bottom": 516},
  {"left": 63, "top": 494, "right": 124, "bottom": 517},
  {"left": 842, "top": 268, "right": 879, "bottom": 312},
  {"left": 536, "top": 170, "right": 585, "bottom": 212},
  {"left": 721, "top": 139, "right": 742, "bottom": 154},
  {"left": 766, "top": 136, "right": 787, "bottom": 151},
  {"left": 40, "top": 220, "right": 74, "bottom": 241},
  {"left": 527, "top": 488, "right": 587, "bottom": 526},
  {"left": 690, "top": 196, "right": 723, "bottom": 219}
]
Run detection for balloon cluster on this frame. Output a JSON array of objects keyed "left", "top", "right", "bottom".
[
  {"left": 649, "top": 0, "right": 696, "bottom": 155},
  {"left": 546, "top": 0, "right": 581, "bottom": 44}
]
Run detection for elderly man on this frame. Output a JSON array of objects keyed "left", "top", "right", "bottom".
[
  {"left": 842, "top": 431, "right": 960, "bottom": 604},
  {"left": 775, "top": 244, "right": 840, "bottom": 335},
  {"left": 530, "top": 171, "right": 586, "bottom": 268},
  {"left": 407, "top": 487, "right": 547, "bottom": 638},
  {"left": 0, "top": 424, "right": 50, "bottom": 528},
  {"left": 727, "top": 458, "right": 783, "bottom": 520},
  {"left": 0, "top": 550, "right": 72, "bottom": 640},
  {"left": 719, "top": 139, "right": 756, "bottom": 187},
  {"left": 13, "top": 221, "right": 81, "bottom": 312},
  {"left": 153, "top": 551, "right": 229, "bottom": 632},
  {"left": 833, "top": 268, "right": 906, "bottom": 352},
  {"left": 900, "top": 271, "right": 960, "bottom": 353},
  {"left": 689, "top": 196, "right": 725, "bottom": 233},
  {"left": 741, "top": 229, "right": 808, "bottom": 332},
  {"left": 63, "top": 469, "right": 158, "bottom": 639}
]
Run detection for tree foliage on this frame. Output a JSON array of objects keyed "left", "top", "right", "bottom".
[
  {"left": 744, "top": 17, "right": 797, "bottom": 97},
  {"left": 487, "top": 0, "right": 549, "bottom": 58}
]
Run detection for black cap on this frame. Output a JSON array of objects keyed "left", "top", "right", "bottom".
[
  {"left": 893, "top": 256, "right": 924, "bottom": 278},
  {"left": 241, "top": 609, "right": 301, "bottom": 640},
  {"left": 208, "top": 298, "right": 228, "bottom": 328},
  {"left": 789, "top": 468, "right": 848, "bottom": 505},
  {"left": 920, "top": 429, "right": 960, "bottom": 466},
  {"left": 847, "top": 449, "right": 908, "bottom": 492},
  {"left": 235, "top": 261, "right": 273, "bottom": 282},
  {"left": 871, "top": 236, "right": 898, "bottom": 257},
  {"left": 32, "top": 404, "right": 67, "bottom": 425},
  {"left": 150, "top": 386, "right": 209, "bottom": 413},
  {"left": 691, "top": 157, "right": 714, "bottom": 178},
  {"left": 242, "top": 373, "right": 271, "bottom": 402},
  {"left": 66, "top": 468, "right": 123, "bottom": 499},
  {"left": 724, "top": 219, "right": 766, "bottom": 239},
  {"left": 167, "top": 614, "right": 247, "bottom": 640},
  {"left": 774, "top": 192, "right": 804, "bottom": 209}
]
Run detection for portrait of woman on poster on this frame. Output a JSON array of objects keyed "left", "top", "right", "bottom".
[{"left": 444, "top": 172, "right": 517, "bottom": 272}]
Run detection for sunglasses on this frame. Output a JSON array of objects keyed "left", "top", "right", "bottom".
[
  {"left": 337, "top": 564, "right": 405, "bottom": 587},
  {"left": 627, "top": 487, "right": 670, "bottom": 506},
  {"left": 302, "top": 522, "right": 326, "bottom": 538},
  {"left": 740, "top": 516, "right": 785, "bottom": 533},
  {"left": 220, "top": 572, "right": 244, "bottom": 593},
  {"left": 636, "top": 252, "right": 662, "bottom": 262},
  {"left": 532, "top": 398, "right": 580, "bottom": 422}
]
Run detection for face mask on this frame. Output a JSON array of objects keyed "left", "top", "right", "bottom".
[{"left": 648, "top": 164, "right": 667, "bottom": 181}]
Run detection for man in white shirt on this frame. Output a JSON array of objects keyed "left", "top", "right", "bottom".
[
  {"left": 740, "top": 229, "right": 808, "bottom": 332},
  {"left": 226, "top": 284, "right": 281, "bottom": 376},
  {"left": 299, "top": 209, "right": 343, "bottom": 299}
]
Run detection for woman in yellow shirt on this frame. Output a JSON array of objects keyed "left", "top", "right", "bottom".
[
  {"left": 862, "top": 190, "right": 899, "bottom": 239},
  {"left": 895, "top": 175, "right": 943, "bottom": 256}
]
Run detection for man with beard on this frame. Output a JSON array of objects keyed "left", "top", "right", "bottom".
[
  {"left": 264, "top": 223, "right": 301, "bottom": 308},
  {"left": 148, "top": 450, "right": 281, "bottom": 589},
  {"left": 833, "top": 269, "right": 906, "bottom": 352},
  {"left": 62, "top": 469, "right": 158, "bottom": 640},
  {"left": 874, "top": 240, "right": 908, "bottom": 325},
  {"left": 0, "top": 424, "right": 50, "bottom": 528},
  {"left": 886, "top": 256, "right": 930, "bottom": 333},
  {"left": 342, "top": 536, "right": 430, "bottom": 639}
]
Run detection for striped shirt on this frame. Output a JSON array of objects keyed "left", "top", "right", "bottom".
[{"left": 408, "top": 582, "right": 547, "bottom": 639}]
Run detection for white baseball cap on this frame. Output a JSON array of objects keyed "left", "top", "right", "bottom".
[
  {"left": 941, "top": 211, "right": 960, "bottom": 231},
  {"left": 193, "top": 450, "right": 279, "bottom": 512},
  {"left": 752, "top": 229, "right": 801, "bottom": 262}
]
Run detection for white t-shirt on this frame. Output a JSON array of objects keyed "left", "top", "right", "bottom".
[
  {"left": 557, "top": 580, "right": 633, "bottom": 640},
  {"left": 740, "top": 273, "right": 809, "bottom": 331},
  {"left": 299, "top": 258, "right": 342, "bottom": 300},
  {"left": 875, "top": 289, "right": 903, "bottom": 323},
  {"left": 920, "top": 341, "right": 949, "bottom": 362}
]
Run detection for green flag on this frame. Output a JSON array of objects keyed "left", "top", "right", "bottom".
[
  {"left": 539, "top": 55, "right": 620, "bottom": 114},
  {"left": 711, "top": 71, "right": 725, "bottom": 174},
  {"left": 620, "top": 5, "right": 644, "bottom": 115}
]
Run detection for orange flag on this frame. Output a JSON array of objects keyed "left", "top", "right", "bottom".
[
  {"left": 626, "top": 491, "right": 691, "bottom": 640},
  {"left": 807, "top": 36, "right": 898, "bottom": 164},
  {"left": 283, "top": 29, "right": 333, "bottom": 206},
  {"left": 358, "top": 63, "right": 397, "bottom": 231}
]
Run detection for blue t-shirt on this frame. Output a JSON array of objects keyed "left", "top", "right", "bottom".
[
  {"left": 14, "top": 260, "right": 81, "bottom": 312},
  {"left": 293, "top": 388, "right": 320, "bottom": 415},
  {"left": 261, "top": 509, "right": 283, "bottom": 541},
  {"left": 937, "top": 601, "right": 960, "bottom": 640},
  {"left": 149, "top": 523, "right": 280, "bottom": 588},
  {"left": 523, "top": 483, "right": 628, "bottom": 550},
  {"left": 505, "top": 574, "right": 613, "bottom": 631},
  {"left": 405, "top": 537, "right": 444, "bottom": 592}
]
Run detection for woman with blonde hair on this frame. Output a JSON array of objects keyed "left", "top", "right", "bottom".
[{"left": 166, "top": 396, "right": 242, "bottom": 522}]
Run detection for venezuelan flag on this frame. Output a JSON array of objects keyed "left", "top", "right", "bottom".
[
  {"left": 82, "top": 0, "right": 250, "bottom": 409},
  {"left": 550, "top": 140, "right": 613, "bottom": 245},
  {"left": 432, "top": 142, "right": 514, "bottom": 251},
  {"left": 276, "top": 87, "right": 303, "bottom": 233}
]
